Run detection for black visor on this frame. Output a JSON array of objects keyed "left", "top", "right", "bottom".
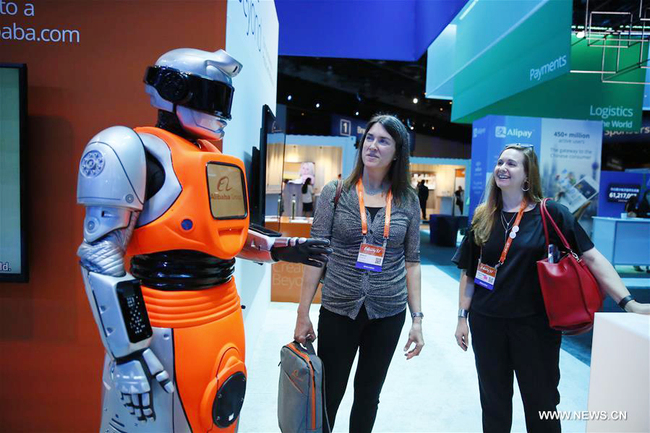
[{"left": 144, "top": 66, "right": 235, "bottom": 120}]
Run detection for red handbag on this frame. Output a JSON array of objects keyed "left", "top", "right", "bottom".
[{"left": 536, "top": 199, "right": 604, "bottom": 335}]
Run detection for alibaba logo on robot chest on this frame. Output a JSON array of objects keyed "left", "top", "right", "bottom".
[
  {"left": 210, "top": 176, "right": 243, "bottom": 201},
  {"left": 217, "top": 176, "right": 233, "bottom": 192}
]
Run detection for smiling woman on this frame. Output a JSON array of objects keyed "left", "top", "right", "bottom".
[{"left": 452, "top": 144, "right": 650, "bottom": 433}]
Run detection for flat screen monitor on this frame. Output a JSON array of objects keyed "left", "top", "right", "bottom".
[
  {"left": 249, "top": 105, "right": 285, "bottom": 226},
  {"left": 0, "top": 64, "right": 28, "bottom": 282}
]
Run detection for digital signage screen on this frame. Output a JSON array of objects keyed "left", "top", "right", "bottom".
[
  {"left": 0, "top": 64, "right": 28, "bottom": 282},
  {"left": 607, "top": 184, "right": 640, "bottom": 203}
]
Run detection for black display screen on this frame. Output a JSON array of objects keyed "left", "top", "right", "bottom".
[{"left": 116, "top": 281, "right": 153, "bottom": 343}]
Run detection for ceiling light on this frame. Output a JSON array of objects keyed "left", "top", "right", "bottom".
[
  {"left": 315, "top": 103, "right": 320, "bottom": 108},
  {"left": 355, "top": 111, "right": 359, "bottom": 116},
  {"left": 439, "top": 108, "right": 443, "bottom": 111},
  {"left": 413, "top": 98, "right": 419, "bottom": 104},
  {"left": 431, "top": 126, "right": 435, "bottom": 130},
  {"left": 287, "top": 95, "right": 292, "bottom": 101}
]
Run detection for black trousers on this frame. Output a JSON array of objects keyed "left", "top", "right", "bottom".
[
  {"left": 317, "top": 305, "right": 405, "bottom": 433},
  {"left": 469, "top": 311, "right": 562, "bottom": 433}
]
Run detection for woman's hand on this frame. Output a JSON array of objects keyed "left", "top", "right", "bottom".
[
  {"left": 294, "top": 313, "right": 316, "bottom": 344},
  {"left": 625, "top": 300, "right": 650, "bottom": 315},
  {"left": 455, "top": 318, "right": 469, "bottom": 351},
  {"left": 403, "top": 320, "right": 424, "bottom": 360}
]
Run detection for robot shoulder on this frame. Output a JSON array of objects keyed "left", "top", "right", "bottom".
[
  {"left": 77, "top": 126, "right": 147, "bottom": 210},
  {"left": 136, "top": 132, "right": 182, "bottom": 227}
]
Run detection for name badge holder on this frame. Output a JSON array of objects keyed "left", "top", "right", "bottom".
[
  {"left": 355, "top": 179, "right": 392, "bottom": 272},
  {"left": 474, "top": 201, "right": 527, "bottom": 291}
]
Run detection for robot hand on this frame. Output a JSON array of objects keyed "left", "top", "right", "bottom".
[
  {"left": 111, "top": 348, "right": 175, "bottom": 421},
  {"left": 271, "top": 238, "right": 332, "bottom": 268}
]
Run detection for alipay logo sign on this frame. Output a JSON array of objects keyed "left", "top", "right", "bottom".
[{"left": 495, "top": 126, "right": 533, "bottom": 139}]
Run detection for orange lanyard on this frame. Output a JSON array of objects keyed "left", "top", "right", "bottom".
[
  {"left": 496, "top": 200, "right": 527, "bottom": 267},
  {"left": 356, "top": 179, "right": 392, "bottom": 240}
]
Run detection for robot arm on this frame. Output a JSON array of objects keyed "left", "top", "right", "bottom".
[
  {"left": 77, "top": 126, "right": 173, "bottom": 421},
  {"left": 238, "top": 224, "right": 332, "bottom": 267}
]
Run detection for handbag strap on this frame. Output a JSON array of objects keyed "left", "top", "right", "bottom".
[
  {"left": 540, "top": 198, "right": 573, "bottom": 253},
  {"left": 292, "top": 340, "right": 317, "bottom": 355},
  {"left": 329, "top": 180, "right": 343, "bottom": 234}
]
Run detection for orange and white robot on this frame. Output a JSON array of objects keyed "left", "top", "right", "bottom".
[{"left": 77, "top": 48, "right": 330, "bottom": 432}]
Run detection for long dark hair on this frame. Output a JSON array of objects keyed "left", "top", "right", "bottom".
[
  {"left": 301, "top": 177, "right": 311, "bottom": 194},
  {"left": 472, "top": 144, "right": 544, "bottom": 246},
  {"left": 344, "top": 114, "right": 414, "bottom": 206}
]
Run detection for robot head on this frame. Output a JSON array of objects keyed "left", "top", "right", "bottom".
[{"left": 144, "top": 48, "right": 243, "bottom": 140}]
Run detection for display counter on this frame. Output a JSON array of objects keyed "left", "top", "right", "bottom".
[
  {"left": 265, "top": 217, "right": 322, "bottom": 303},
  {"left": 587, "top": 313, "right": 649, "bottom": 432},
  {"left": 592, "top": 217, "right": 650, "bottom": 266},
  {"left": 429, "top": 215, "right": 468, "bottom": 246}
]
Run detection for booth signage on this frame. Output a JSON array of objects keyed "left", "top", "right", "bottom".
[
  {"left": 451, "top": 0, "right": 571, "bottom": 122},
  {"left": 454, "top": 34, "right": 644, "bottom": 132},
  {"left": 470, "top": 115, "right": 603, "bottom": 218},
  {"left": 598, "top": 171, "right": 648, "bottom": 217},
  {"left": 607, "top": 184, "right": 640, "bottom": 203}
]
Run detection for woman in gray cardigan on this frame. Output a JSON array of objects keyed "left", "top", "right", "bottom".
[{"left": 293, "top": 114, "right": 424, "bottom": 433}]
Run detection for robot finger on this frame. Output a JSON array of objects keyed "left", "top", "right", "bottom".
[
  {"left": 308, "top": 242, "right": 332, "bottom": 251},
  {"left": 155, "top": 370, "right": 175, "bottom": 393},
  {"left": 122, "top": 394, "right": 136, "bottom": 415},
  {"left": 134, "top": 393, "right": 155, "bottom": 422},
  {"left": 308, "top": 246, "right": 333, "bottom": 255},
  {"left": 308, "top": 254, "right": 329, "bottom": 265},
  {"left": 306, "top": 239, "right": 330, "bottom": 247},
  {"left": 142, "top": 348, "right": 164, "bottom": 376},
  {"left": 141, "top": 392, "right": 151, "bottom": 407},
  {"left": 305, "top": 259, "right": 324, "bottom": 268}
]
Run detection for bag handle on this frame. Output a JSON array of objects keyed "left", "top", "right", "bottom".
[
  {"left": 540, "top": 199, "right": 574, "bottom": 254},
  {"left": 292, "top": 340, "right": 317, "bottom": 355}
]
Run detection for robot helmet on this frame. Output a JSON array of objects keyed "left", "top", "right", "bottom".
[{"left": 144, "top": 48, "right": 243, "bottom": 140}]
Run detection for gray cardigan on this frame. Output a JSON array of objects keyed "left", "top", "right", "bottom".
[{"left": 311, "top": 180, "right": 421, "bottom": 320}]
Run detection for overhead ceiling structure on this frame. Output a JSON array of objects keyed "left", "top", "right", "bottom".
[
  {"left": 275, "top": 0, "right": 468, "bottom": 62},
  {"left": 275, "top": 0, "right": 470, "bottom": 139},
  {"left": 572, "top": 0, "right": 650, "bottom": 84},
  {"left": 278, "top": 55, "right": 463, "bottom": 136}
]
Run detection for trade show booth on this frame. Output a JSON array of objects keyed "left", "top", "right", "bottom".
[{"left": 410, "top": 157, "right": 470, "bottom": 217}]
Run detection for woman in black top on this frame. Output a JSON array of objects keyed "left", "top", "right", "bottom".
[{"left": 452, "top": 144, "right": 649, "bottom": 433}]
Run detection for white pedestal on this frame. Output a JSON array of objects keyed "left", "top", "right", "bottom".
[{"left": 587, "top": 313, "right": 650, "bottom": 432}]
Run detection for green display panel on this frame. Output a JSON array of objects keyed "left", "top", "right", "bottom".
[
  {"left": 452, "top": 0, "right": 572, "bottom": 122},
  {"left": 454, "top": 35, "right": 644, "bottom": 131},
  {"left": 0, "top": 66, "right": 26, "bottom": 281}
]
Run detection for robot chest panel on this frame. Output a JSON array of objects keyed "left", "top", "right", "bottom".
[{"left": 129, "top": 128, "right": 249, "bottom": 258}]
